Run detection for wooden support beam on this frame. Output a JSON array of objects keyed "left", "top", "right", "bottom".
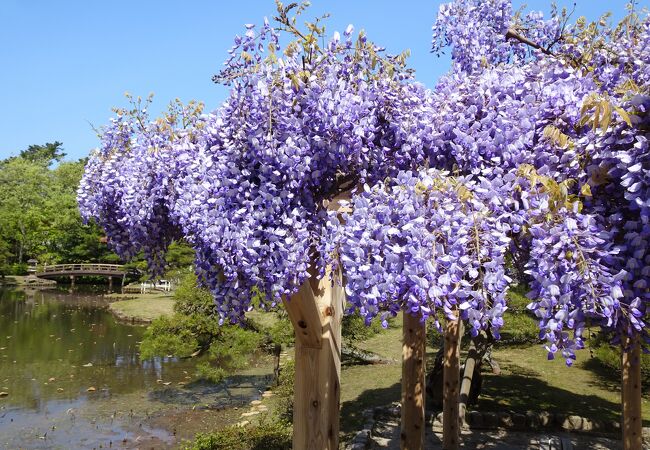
[
  {"left": 284, "top": 280, "right": 323, "bottom": 348},
  {"left": 282, "top": 266, "right": 345, "bottom": 450},
  {"left": 622, "top": 334, "right": 642, "bottom": 450},
  {"left": 401, "top": 312, "right": 426, "bottom": 450},
  {"left": 443, "top": 310, "right": 461, "bottom": 450}
]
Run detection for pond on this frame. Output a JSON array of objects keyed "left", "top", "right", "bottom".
[{"left": 0, "top": 287, "right": 274, "bottom": 449}]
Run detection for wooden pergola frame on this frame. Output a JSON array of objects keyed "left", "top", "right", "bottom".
[{"left": 276, "top": 199, "right": 643, "bottom": 450}]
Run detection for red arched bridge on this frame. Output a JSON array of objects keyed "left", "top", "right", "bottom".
[{"left": 36, "top": 263, "right": 127, "bottom": 288}]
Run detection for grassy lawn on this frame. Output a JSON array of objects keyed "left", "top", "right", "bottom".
[
  {"left": 340, "top": 313, "right": 421, "bottom": 436},
  {"left": 335, "top": 304, "right": 650, "bottom": 437},
  {"left": 479, "top": 344, "right": 650, "bottom": 424},
  {"left": 108, "top": 292, "right": 175, "bottom": 322}
]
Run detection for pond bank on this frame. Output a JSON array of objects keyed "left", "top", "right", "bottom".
[
  {"left": 106, "top": 291, "right": 175, "bottom": 323},
  {"left": 0, "top": 287, "right": 276, "bottom": 449}
]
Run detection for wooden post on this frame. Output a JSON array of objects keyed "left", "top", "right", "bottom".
[
  {"left": 401, "top": 312, "right": 427, "bottom": 450},
  {"left": 282, "top": 266, "right": 345, "bottom": 450},
  {"left": 622, "top": 334, "right": 642, "bottom": 450},
  {"left": 443, "top": 309, "right": 461, "bottom": 450}
]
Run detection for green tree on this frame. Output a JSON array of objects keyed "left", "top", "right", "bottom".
[
  {"left": 0, "top": 158, "right": 52, "bottom": 263},
  {"left": 40, "top": 159, "right": 116, "bottom": 263},
  {"left": 19, "top": 141, "right": 66, "bottom": 167},
  {"left": 0, "top": 146, "right": 118, "bottom": 268}
]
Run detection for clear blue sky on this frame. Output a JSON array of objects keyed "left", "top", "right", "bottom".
[{"left": 0, "top": 0, "right": 640, "bottom": 161}]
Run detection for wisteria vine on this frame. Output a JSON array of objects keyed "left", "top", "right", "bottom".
[{"left": 78, "top": 0, "right": 649, "bottom": 364}]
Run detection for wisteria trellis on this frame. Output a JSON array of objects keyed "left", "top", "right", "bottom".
[{"left": 78, "top": 0, "right": 649, "bottom": 365}]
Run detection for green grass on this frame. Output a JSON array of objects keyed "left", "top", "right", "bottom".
[
  {"left": 477, "top": 344, "right": 650, "bottom": 423},
  {"left": 335, "top": 301, "right": 650, "bottom": 437},
  {"left": 108, "top": 292, "right": 175, "bottom": 322},
  {"left": 339, "top": 313, "right": 408, "bottom": 437}
]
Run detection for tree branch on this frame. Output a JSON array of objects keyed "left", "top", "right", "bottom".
[{"left": 506, "top": 28, "right": 554, "bottom": 56}]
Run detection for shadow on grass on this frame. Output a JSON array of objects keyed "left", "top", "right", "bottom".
[
  {"left": 478, "top": 363, "right": 621, "bottom": 424},
  {"left": 581, "top": 357, "right": 623, "bottom": 393},
  {"left": 340, "top": 381, "right": 401, "bottom": 434}
]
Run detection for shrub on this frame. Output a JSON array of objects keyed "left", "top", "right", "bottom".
[
  {"left": 342, "top": 311, "right": 387, "bottom": 345},
  {"left": 139, "top": 271, "right": 264, "bottom": 383},
  {"left": 499, "top": 286, "right": 539, "bottom": 346},
  {"left": 186, "top": 418, "right": 292, "bottom": 450},
  {"left": 9, "top": 263, "right": 28, "bottom": 276},
  {"left": 590, "top": 342, "right": 650, "bottom": 385}
]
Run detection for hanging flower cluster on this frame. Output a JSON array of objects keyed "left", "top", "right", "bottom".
[{"left": 78, "top": 1, "right": 649, "bottom": 364}]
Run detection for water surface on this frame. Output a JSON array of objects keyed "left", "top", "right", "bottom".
[{"left": 0, "top": 287, "right": 273, "bottom": 449}]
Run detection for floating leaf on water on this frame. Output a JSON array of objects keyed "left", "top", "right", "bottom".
[
  {"left": 156, "top": 379, "right": 163, "bottom": 384},
  {"left": 48, "top": 377, "right": 56, "bottom": 382},
  {"left": 0, "top": 392, "right": 7, "bottom": 398},
  {"left": 162, "top": 382, "right": 171, "bottom": 386},
  {"left": 82, "top": 363, "right": 93, "bottom": 367},
  {"left": 57, "top": 388, "right": 64, "bottom": 392},
  {"left": 87, "top": 387, "right": 96, "bottom": 392}
]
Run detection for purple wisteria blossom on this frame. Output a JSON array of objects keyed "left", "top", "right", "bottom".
[{"left": 78, "top": 1, "right": 650, "bottom": 365}]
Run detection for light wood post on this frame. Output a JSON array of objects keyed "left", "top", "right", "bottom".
[
  {"left": 443, "top": 310, "right": 461, "bottom": 450},
  {"left": 401, "top": 312, "right": 427, "bottom": 450},
  {"left": 622, "top": 334, "right": 642, "bottom": 450},
  {"left": 282, "top": 267, "right": 345, "bottom": 450}
]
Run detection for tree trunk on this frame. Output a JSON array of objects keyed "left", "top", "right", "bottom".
[
  {"left": 621, "top": 334, "right": 642, "bottom": 450},
  {"left": 342, "top": 345, "right": 392, "bottom": 365},
  {"left": 18, "top": 223, "right": 25, "bottom": 264},
  {"left": 443, "top": 311, "right": 461, "bottom": 450},
  {"left": 458, "top": 333, "right": 493, "bottom": 423},
  {"left": 282, "top": 267, "right": 345, "bottom": 450},
  {"left": 400, "top": 312, "right": 426, "bottom": 450}
]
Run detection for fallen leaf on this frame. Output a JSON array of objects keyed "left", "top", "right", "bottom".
[
  {"left": 0, "top": 392, "right": 7, "bottom": 398},
  {"left": 87, "top": 387, "right": 96, "bottom": 392},
  {"left": 48, "top": 377, "right": 56, "bottom": 382},
  {"left": 163, "top": 382, "right": 171, "bottom": 386},
  {"left": 82, "top": 363, "right": 93, "bottom": 367}
]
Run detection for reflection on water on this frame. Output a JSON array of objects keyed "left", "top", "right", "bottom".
[
  {"left": 0, "top": 287, "right": 276, "bottom": 449},
  {"left": 0, "top": 287, "right": 197, "bottom": 410}
]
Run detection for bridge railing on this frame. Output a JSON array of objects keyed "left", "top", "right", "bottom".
[{"left": 38, "top": 263, "right": 126, "bottom": 274}]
